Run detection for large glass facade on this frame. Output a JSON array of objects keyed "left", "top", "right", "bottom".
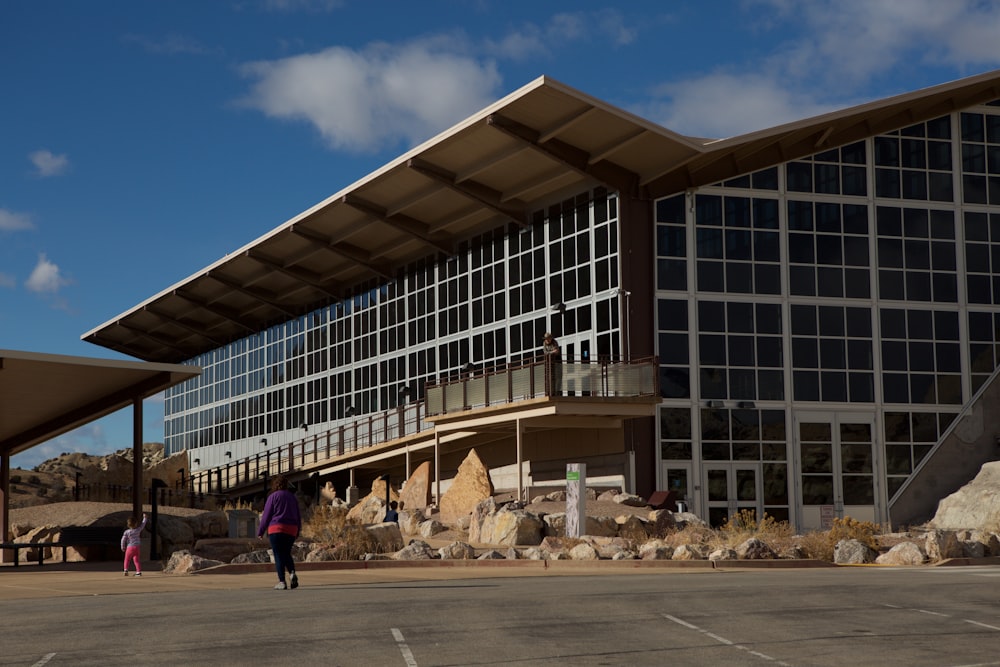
[
  {"left": 656, "top": 101, "right": 1000, "bottom": 527},
  {"left": 164, "top": 188, "right": 621, "bottom": 457}
]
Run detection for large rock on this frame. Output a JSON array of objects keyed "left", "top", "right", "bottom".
[
  {"left": 833, "top": 539, "right": 877, "bottom": 564},
  {"left": 394, "top": 539, "right": 436, "bottom": 560},
  {"left": 438, "top": 541, "right": 476, "bottom": 560},
  {"left": 163, "top": 550, "right": 224, "bottom": 574},
  {"left": 736, "top": 538, "right": 777, "bottom": 560},
  {"left": 439, "top": 449, "right": 494, "bottom": 524},
  {"left": 875, "top": 542, "right": 925, "bottom": 565},
  {"left": 930, "top": 461, "right": 1000, "bottom": 531},
  {"left": 925, "top": 530, "right": 963, "bottom": 561},
  {"left": 615, "top": 515, "right": 650, "bottom": 543},
  {"left": 479, "top": 509, "right": 543, "bottom": 546},
  {"left": 399, "top": 461, "right": 433, "bottom": 511},
  {"left": 366, "top": 522, "right": 404, "bottom": 553},
  {"left": 347, "top": 495, "right": 388, "bottom": 525},
  {"left": 156, "top": 515, "right": 196, "bottom": 555}
]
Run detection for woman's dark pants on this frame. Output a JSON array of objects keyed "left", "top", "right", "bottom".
[{"left": 268, "top": 532, "right": 296, "bottom": 582}]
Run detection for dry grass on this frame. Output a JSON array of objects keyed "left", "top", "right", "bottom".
[
  {"left": 797, "top": 516, "right": 880, "bottom": 561},
  {"left": 300, "top": 504, "right": 387, "bottom": 560}
]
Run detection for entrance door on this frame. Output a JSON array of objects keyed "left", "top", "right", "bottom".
[
  {"left": 558, "top": 335, "right": 595, "bottom": 396},
  {"left": 795, "top": 412, "right": 879, "bottom": 531},
  {"left": 661, "top": 462, "right": 695, "bottom": 515},
  {"left": 702, "top": 463, "right": 761, "bottom": 528}
]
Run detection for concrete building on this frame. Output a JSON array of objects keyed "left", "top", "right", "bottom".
[{"left": 85, "top": 70, "right": 1000, "bottom": 530}]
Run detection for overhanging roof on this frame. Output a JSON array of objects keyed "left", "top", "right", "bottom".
[
  {"left": 0, "top": 350, "right": 201, "bottom": 459},
  {"left": 83, "top": 70, "right": 1000, "bottom": 364}
]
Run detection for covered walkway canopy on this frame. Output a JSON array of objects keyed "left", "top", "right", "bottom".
[{"left": 0, "top": 349, "right": 200, "bottom": 550}]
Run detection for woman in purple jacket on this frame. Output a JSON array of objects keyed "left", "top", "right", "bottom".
[{"left": 257, "top": 474, "right": 302, "bottom": 590}]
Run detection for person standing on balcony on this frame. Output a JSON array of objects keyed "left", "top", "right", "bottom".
[
  {"left": 258, "top": 474, "right": 301, "bottom": 590},
  {"left": 543, "top": 332, "right": 562, "bottom": 395}
]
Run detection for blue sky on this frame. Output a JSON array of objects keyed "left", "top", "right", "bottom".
[{"left": 6, "top": 0, "right": 1000, "bottom": 468}]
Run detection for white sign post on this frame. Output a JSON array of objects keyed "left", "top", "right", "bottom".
[{"left": 566, "top": 463, "right": 586, "bottom": 538}]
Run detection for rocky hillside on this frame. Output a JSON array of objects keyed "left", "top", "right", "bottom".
[{"left": 9, "top": 443, "right": 187, "bottom": 509}]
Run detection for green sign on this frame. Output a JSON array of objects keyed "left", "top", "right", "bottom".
[{"left": 567, "top": 471, "right": 580, "bottom": 481}]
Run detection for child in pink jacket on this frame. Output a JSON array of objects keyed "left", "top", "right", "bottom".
[{"left": 121, "top": 513, "right": 147, "bottom": 576}]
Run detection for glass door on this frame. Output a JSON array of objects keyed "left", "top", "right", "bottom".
[
  {"left": 661, "top": 462, "right": 695, "bottom": 514},
  {"left": 702, "top": 463, "right": 761, "bottom": 527},
  {"left": 795, "top": 412, "right": 878, "bottom": 531}
]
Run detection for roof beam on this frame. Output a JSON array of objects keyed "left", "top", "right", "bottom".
[
  {"left": 245, "top": 249, "right": 344, "bottom": 300},
  {"left": 487, "top": 113, "right": 639, "bottom": 196},
  {"left": 171, "top": 290, "right": 258, "bottom": 333},
  {"left": 115, "top": 319, "right": 200, "bottom": 358},
  {"left": 206, "top": 271, "right": 299, "bottom": 318},
  {"left": 407, "top": 158, "right": 529, "bottom": 228},
  {"left": 143, "top": 305, "right": 228, "bottom": 347},
  {"left": 341, "top": 194, "right": 455, "bottom": 256},
  {"left": 289, "top": 225, "right": 395, "bottom": 280}
]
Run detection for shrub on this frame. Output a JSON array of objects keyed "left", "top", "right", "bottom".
[
  {"left": 797, "top": 516, "right": 880, "bottom": 561},
  {"left": 711, "top": 509, "right": 793, "bottom": 550},
  {"left": 10, "top": 475, "right": 21, "bottom": 484},
  {"left": 301, "top": 504, "right": 385, "bottom": 560}
]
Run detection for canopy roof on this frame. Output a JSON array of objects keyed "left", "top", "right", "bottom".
[
  {"left": 84, "top": 71, "right": 1000, "bottom": 364},
  {"left": 0, "top": 349, "right": 200, "bottom": 459}
]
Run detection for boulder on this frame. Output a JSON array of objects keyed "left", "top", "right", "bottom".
[
  {"left": 647, "top": 509, "right": 678, "bottom": 536},
  {"left": 929, "top": 461, "right": 1000, "bottom": 531},
  {"left": 163, "top": 550, "right": 224, "bottom": 574},
  {"left": 615, "top": 515, "right": 650, "bottom": 543},
  {"left": 398, "top": 509, "right": 423, "bottom": 535},
  {"left": 348, "top": 495, "right": 388, "bottom": 525},
  {"left": 398, "top": 461, "right": 433, "bottom": 511},
  {"left": 477, "top": 549, "right": 507, "bottom": 560},
  {"left": 542, "top": 512, "right": 566, "bottom": 537},
  {"left": 438, "top": 541, "right": 476, "bottom": 560},
  {"left": 612, "top": 493, "right": 647, "bottom": 507},
  {"left": 232, "top": 549, "right": 274, "bottom": 564},
  {"left": 709, "top": 548, "right": 738, "bottom": 561},
  {"left": 672, "top": 544, "right": 707, "bottom": 560},
  {"left": 925, "top": 530, "right": 963, "bottom": 561},
  {"left": 394, "top": 539, "right": 436, "bottom": 560},
  {"left": 439, "top": 449, "right": 494, "bottom": 524},
  {"left": 366, "top": 522, "right": 404, "bottom": 553},
  {"left": 736, "top": 537, "right": 777, "bottom": 560},
  {"left": 418, "top": 520, "right": 447, "bottom": 538},
  {"left": 155, "top": 515, "right": 196, "bottom": 555},
  {"left": 875, "top": 542, "right": 925, "bottom": 565},
  {"left": 833, "top": 539, "right": 877, "bottom": 564},
  {"left": 569, "top": 543, "right": 600, "bottom": 560},
  {"left": 480, "top": 509, "right": 544, "bottom": 546},
  {"left": 584, "top": 516, "right": 618, "bottom": 538}
]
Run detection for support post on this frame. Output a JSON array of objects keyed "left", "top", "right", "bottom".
[
  {"left": 566, "top": 463, "right": 587, "bottom": 539},
  {"left": 132, "top": 397, "right": 143, "bottom": 521},
  {"left": 516, "top": 419, "right": 524, "bottom": 502}
]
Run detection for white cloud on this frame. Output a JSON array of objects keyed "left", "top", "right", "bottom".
[
  {"left": 239, "top": 38, "right": 502, "bottom": 152},
  {"left": 643, "top": 73, "right": 847, "bottom": 139},
  {"left": 28, "top": 149, "right": 68, "bottom": 177},
  {"left": 484, "top": 10, "right": 636, "bottom": 61},
  {"left": 25, "top": 253, "right": 70, "bottom": 294},
  {"left": 0, "top": 208, "right": 33, "bottom": 231},
  {"left": 646, "top": 0, "right": 1000, "bottom": 137}
]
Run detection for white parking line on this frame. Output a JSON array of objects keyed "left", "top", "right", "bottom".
[
  {"left": 391, "top": 628, "right": 418, "bottom": 667},
  {"left": 965, "top": 619, "right": 1000, "bottom": 632},
  {"left": 31, "top": 653, "right": 56, "bottom": 667},
  {"left": 662, "top": 614, "right": 792, "bottom": 666}
]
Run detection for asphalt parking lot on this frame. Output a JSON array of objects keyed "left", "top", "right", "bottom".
[{"left": 2, "top": 561, "right": 1000, "bottom": 666}]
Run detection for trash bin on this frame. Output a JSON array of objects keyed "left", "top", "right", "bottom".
[
  {"left": 228, "top": 509, "right": 259, "bottom": 538},
  {"left": 675, "top": 501, "right": 687, "bottom": 513}
]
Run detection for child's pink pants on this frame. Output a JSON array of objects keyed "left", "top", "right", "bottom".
[{"left": 124, "top": 545, "right": 141, "bottom": 573}]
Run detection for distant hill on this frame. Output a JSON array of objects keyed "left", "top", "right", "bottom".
[{"left": 9, "top": 443, "right": 184, "bottom": 509}]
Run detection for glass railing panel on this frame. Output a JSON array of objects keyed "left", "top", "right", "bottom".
[{"left": 466, "top": 376, "right": 486, "bottom": 408}]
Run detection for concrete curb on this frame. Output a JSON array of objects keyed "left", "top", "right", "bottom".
[{"left": 194, "top": 557, "right": 835, "bottom": 575}]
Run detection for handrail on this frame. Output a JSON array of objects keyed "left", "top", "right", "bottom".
[{"left": 189, "top": 356, "right": 659, "bottom": 495}]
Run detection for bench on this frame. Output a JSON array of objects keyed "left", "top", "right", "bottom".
[{"left": 1, "top": 525, "right": 123, "bottom": 567}]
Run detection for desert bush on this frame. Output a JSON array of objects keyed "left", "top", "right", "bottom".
[
  {"left": 10, "top": 475, "right": 20, "bottom": 484},
  {"left": 710, "top": 509, "right": 793, "bottom": 550},
  {"left": 28, "top": 475, "right": 40, "bottom": 485},
  {"left": 797, "top": 516, "right": 880, "bottom": 561},
  {"left": 660, "top": 523, "right": 715, "bottom": 549},
  {"left": 301, "top": 504, "right": 385, "bottom": 560}
]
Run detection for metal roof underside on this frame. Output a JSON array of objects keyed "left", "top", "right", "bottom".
[
  {"left": 0, "top": 350, "right": 201, "bottom": 458},
  {"left": 83, "top": 71, "right": 1000, "bottom": 364}
]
